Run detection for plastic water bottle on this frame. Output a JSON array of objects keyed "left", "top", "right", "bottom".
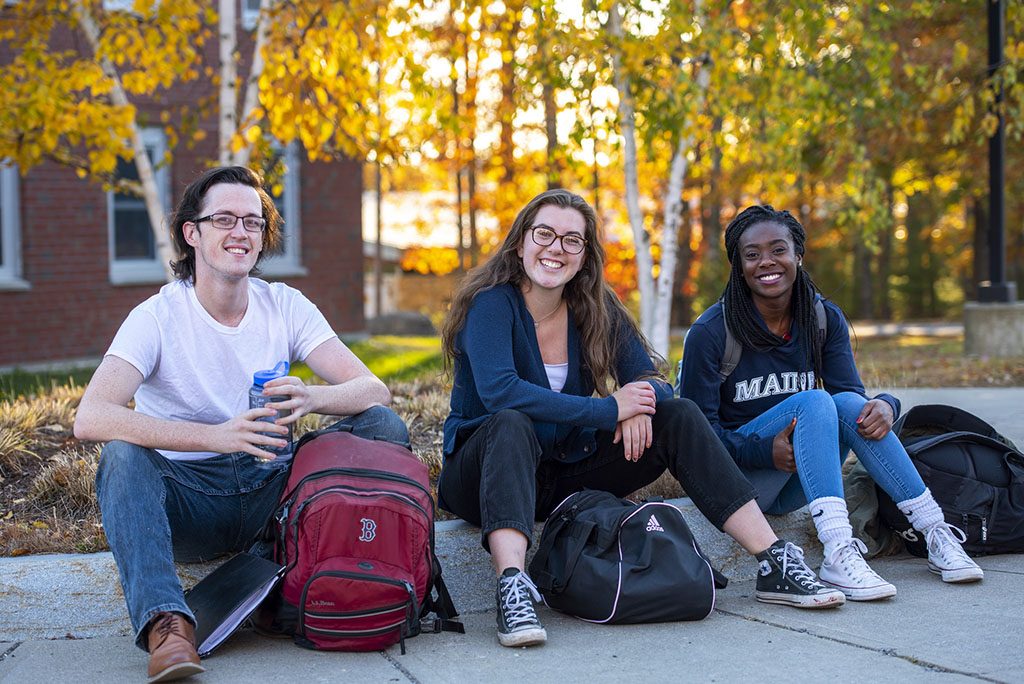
[{"left": 249, "top": 360, "right": 293, "bottom": 467}]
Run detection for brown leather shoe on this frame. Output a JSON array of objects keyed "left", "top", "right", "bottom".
[{"left": 146, "top": 612, "right": 205, "bottom": 682}]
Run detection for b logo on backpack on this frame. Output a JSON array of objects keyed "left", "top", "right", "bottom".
[{"left": 359, "top": 518, "right": 377, "bottom": 542}]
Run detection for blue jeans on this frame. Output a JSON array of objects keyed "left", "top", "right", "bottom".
[
  {"left": 95, "top": 405, "right": 409, "bottom": 649},
  {"left": 735, "top": 390, "right": 926, "bottom": 515}
]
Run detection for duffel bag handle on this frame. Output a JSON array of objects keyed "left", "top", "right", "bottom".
[{"left": 531, "top": 519, "right": 596, "bottom": 594}]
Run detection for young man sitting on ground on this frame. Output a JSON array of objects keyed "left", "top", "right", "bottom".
[{"left": 74, "top": 165, "right": 408, "bottom": 682}]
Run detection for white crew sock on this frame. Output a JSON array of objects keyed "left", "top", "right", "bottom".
[
  {"left": 808, "top": 496, "right": 853, "bottom": 555},
  {"left": 897, "top": 488, "right": 944, "bottom": 533}
]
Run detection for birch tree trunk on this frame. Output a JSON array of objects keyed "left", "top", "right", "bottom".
[
  {"left": 72, "top": 0, "right": 174, "bottom": 282},
  {"left": 608, "top": 0, "right": 711, "bottom": 359},
  {"left": 607, "top": 1, "right": 654, "bottom": 329},
  {"left": 452, "top": 79, "right": 466, "bottom": 270},
  {"left": 465, "top": 36, "right": 480, "bottom": 267},
  {"left": 650, "top": 141, "right": 689, "bottom": 356},
  {"left": 218, "top": 0, "right": 237, "bottom": 165},
  {"left": 233, "top": 0, "right": 274, "bottom": 167},
  {"left": 650, "top": 58, "right": 710, "bottom": 357}
]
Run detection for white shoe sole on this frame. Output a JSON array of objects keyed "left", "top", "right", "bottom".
[
  {"left": 497, "top": 626, "right": 547, "bottom": 647},
  {"left": 148, "top": 661, "right": 205, "bottom": 683},
  {"left": 819, "top": 577, "right": 897, "bottom": 601},
  {"left": 755, "top": 590, "right": 846, "bottom": 609},
  {"left": 929, "top": 562, "right": 984, "bottom": 583}
]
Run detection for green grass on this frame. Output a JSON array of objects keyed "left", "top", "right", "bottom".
[
  {"left": 0, "top": 336, "right": 445, "bottom": 401},
  {"left": 346, "top": 336, "right": 444, "bottom": 383},
  {"left": 0, "top": 369, "right": 94, "bottom": 401}
]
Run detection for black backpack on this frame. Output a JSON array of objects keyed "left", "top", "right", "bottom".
[
  {"left": 877, "top": 404, "right": 1024, "bottom": 557},
  {"left": 528, "top": 490, "right": 726, "bottom": 624}
]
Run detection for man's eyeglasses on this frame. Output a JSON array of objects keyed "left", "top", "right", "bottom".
[
  {"left": 530, "top": 225, "right": 587, "bottom": 254},
  {"left": 196, "top": 213, "right": 266, "bottom": 233}
]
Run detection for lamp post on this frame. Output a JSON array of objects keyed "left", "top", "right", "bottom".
[
  {"left": 964, "top": 0, "right": 1023, "bottom": 357},
  {"left": 978, "top": 0, "right": 1017, "bottom": 303}
]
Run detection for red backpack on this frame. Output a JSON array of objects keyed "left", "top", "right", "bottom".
[{"left": 256, "top": 426, "right": 461, "bottom": 652}]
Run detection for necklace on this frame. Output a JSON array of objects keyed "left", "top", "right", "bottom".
[{"left": 532, "top": 300, "right": 563, "bottom": 328}]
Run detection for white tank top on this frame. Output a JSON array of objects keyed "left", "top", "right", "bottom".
[{"left": 544, "top": 362, "right": 569, "bottom": 393}]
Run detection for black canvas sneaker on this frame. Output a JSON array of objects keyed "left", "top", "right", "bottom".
[
  {"left": 496, "top": 568, "right": 547, "bottom": 647},
  {"left": 755, "top": 540, "right": 846, "bottom": 609}
]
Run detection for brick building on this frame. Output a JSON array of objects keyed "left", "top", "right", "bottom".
[{"left": 0, "top": 5, "right": 365, "bottom": 369}]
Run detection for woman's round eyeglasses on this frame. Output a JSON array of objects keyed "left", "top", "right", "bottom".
[{"left": 530, "top": 225, "right": 587, "bottom": 254}]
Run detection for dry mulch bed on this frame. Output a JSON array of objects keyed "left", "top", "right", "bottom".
[
  {"left": 0, "top": 380, "right": 454, "bottom": 556},
  {"left": 3, "top": 335, "right": 1021, "bottom": 557}
]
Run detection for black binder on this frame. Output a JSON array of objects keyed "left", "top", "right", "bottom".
[{"left": 184, "top": 552, "right": 285, "bottom": 657}]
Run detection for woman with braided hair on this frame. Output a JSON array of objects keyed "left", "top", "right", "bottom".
[
  {"left": 440, "top": 191, "right": 847, "bottom": 649},
  {"left": 679, "top": 204, "right": 983, "bottom": 601}
]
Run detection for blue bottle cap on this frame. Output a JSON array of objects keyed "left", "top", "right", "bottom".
[{"left": 252, "top": 360, "right": 290, "bottom": 387}]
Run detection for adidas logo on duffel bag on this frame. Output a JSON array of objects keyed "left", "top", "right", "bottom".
[{"left": 646, "top": 514, "right": 664, "bottom": 532}]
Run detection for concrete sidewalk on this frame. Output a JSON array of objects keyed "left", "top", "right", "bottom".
[{"left": 1, "top": 388, "right": 1022, "bottom": 682}]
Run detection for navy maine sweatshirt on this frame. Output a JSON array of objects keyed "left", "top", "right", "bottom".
[{"left": 678, "top": 298, "right": 899, "bottom": 470}]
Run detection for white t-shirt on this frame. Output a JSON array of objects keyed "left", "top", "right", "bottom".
[{"left": 106, "top": 278, "right": 337, "bottom": 461}]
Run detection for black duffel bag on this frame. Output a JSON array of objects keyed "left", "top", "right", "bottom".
[
  {"left": 877, "top": 404, "right": 1024, "bottom": 557},
  {"left": 528, "top": 489, "right": 725, "bottom": 624}
]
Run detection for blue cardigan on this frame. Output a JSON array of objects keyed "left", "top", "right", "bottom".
[
  {"left": 678, "top": 299, "right": 900, "bottom": 471},
  {"left": 443, "top": 284, "right": 673, "bottom": 463}
]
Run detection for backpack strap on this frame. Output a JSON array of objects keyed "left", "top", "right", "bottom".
[
  {"left": 892, "top": 408, "right": 910, "bottom": 437},
  {"left": 720, "top": 297, "right": 827, "bottom": 383},
  {"left": 293, "top": 421, "right": 353, "bottom": 452},
  {"left": 419, "top": 556, "right": 465, "bottom": 634},
  {"left": 903, "top": 430, "right": 1024, "bottom": 469},
  {"left": 719, "top": 300, "right": 742, "bottom": 381},
  {"left": 813, "top": 297, "right": 827, "bottom": 347}
]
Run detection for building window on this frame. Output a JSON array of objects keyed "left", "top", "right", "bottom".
[
  {"left": 0, "top": 163, "right": 26, "bottom": 289},
  {"left": 260, "top": 141, "right": 306, "bottom": 277},
  {"left": 242, "top": 0, "right": 261, "bottom": 30},
  {"left": 107, "top": 128, "right": 169, "bottom": 284},
  {"left": 101, "top": 0, "right": 136, "bottom": 11}
]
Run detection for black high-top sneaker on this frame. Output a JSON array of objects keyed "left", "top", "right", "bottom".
[
  {"left": 755, "top": 540, "right": 846, "bottom": 609},
  {"left": 495, "top": 568, "right": 547, "bottom": 647}
]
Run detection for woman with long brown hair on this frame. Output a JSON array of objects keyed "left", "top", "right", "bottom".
[{"left": 439, "top": 190, "right": 845, "bottom": 649}]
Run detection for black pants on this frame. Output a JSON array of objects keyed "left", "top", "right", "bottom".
[{"left": 437, "top": 398, "right": 758, "bottom": 551}]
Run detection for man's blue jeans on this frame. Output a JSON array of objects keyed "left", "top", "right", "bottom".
[
  {"left": 734, "top": 390, "right": 926, "bottom": 514},
  {"left": 95, "top": 405, "right": 409, "bottom": 649}
]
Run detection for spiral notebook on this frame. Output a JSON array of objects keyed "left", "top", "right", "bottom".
[{"left": 184, "top": 552, "right": 285, "bottom": 657}]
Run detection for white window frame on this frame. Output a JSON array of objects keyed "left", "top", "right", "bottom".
[
  {"left": 0, "top": 163, "right": 27, "bottom": 290},
  {"left": 107, "top": 128, "right": 169, "bottom": 285},
  {"left": 260, "top": 141, "right": 306, "bottom": 277}
]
